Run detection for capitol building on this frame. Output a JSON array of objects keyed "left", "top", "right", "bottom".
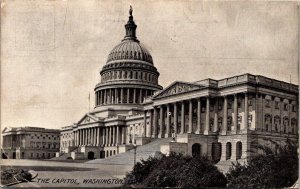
[{"left": 58, "top": 8, "right": 298, "bottom": 163}]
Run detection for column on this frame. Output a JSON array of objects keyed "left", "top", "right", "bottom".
[
  {"left": 112, "top": 126, "right": 115, "bottom": 146},
  {"left": 233, "top": 94, "right": 238, "bottom": 132},
  {"left": 133, "top": 88, "right": 137, "bottom": 103},
  {"left": 116, "top": 126, "right": 119, "bottom": 145},
  {"left": 115, "top": 88, "right": 118, "bottom": 104},
  {"left": 153, "top": 107, "right": 158, "bottom": 138},
  {"left": 85, "top": 129, "right": 88, "bottom": 145},
  {"left": 147, "top": 110, "right": 153, "bottom": 138},
  {"left": 196, "top": 98, "right": 201, "bottom": 134},
  {"left": 94, "top": 128, "right": 97, "bottom": 145},
  {"left": 127, "top": 88, "right": 130, "bottom": 103},
  {"left": 204, "top": 97, "right": 210, "bottom": 135},
  {"left": 121, "top": 127, "right": 125, "bottom": 144},
  {"left": 180, "top": 101, "right": 185, "bottom": 134},
  {"left": 159, "top": 106, "right": 164, "bottom": 138},
  {"left": 95, "top": 127, "right": 98, "bottom": 145},
  {"left": 102, "top": 128, "right": 106, "bottom": 145},
  {"left": 165, "top": 104, "right": 171, "bottom": 137},
  {"left": 244, "top": 93, "right": 248, "bottom": 130},
  {"left": 144, "top": 111, "right": 147, "bottom": 137},
  {"left": 106, "top": 127, "right": 109, "bottom": 146},
  {"left": 109, "top": 89, "right": 112, "bottom": 104},
  {"left": 222, "top": 96, "right": 228, "bottom": 134},
  {"left": 89, "top": 128, "right": 92, "bottom": 144},
  {"left": 188, "top": 100, "right": 193, "bottom": 133},
  {"left": 121, "top": 88, "right": 124, "bottom": 103},
  {"left": 100, "top": 91, "right": 103, "bottom": 105},
  {"left": 108, "top": 127, "right": 112, "bottom": 146},
  {"left": 82, "top": 129, "right": 85, "bottom": 145},
  {"left": 174, "top": 103, "right": 178, "bottom": 134},
  {"left": 214, "top": 99, "right": 218, "bottom": 132},
  {"left": 95, "top": 92, "right": 98, "bottom": 106},
  {"left": 104, "top": 90, "right": 107, "bottom": 104},
  {"left": 80, "top": 129, "right": 83, "bottom": 145},
  {"left": 139, "top": 89, "right": 143, "bottom": 103}
]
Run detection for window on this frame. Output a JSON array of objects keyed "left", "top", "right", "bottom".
[
  {"left": 292, "top": 105, "right": 297, "bottom": 112},
  {"left": 218, "top": 103, "right": 222, "bottom": 111},
  {"left": 237, "top": 101, "right": 241, "bottom": 108},
  {"left": 31, "top": 153, "right": 33, "bottom": 158},
  {"left": 265, "top": 99, "right": 271, "bottom": 108},
  {"left": 248, "top": 99, "right": 253, "bottom": 106},
  {"left": 275, "top": 101, "right": 279, "bottom": 109},
  {"left": 284, "top": 104, "right": 289, "bottom": 111}
]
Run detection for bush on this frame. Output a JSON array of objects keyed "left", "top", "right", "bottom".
[
  {"left": 123, "top": 152, "right": 227, "bottom": 188},
  {"left": 226, "top": 139, "right": 298, "bottom": 188}
]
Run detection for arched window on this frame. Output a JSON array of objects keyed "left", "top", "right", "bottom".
[
  {"left": 227, "top": 116, "right": 232, "bottom": 131},
  {"left": 264, "top": 114, "right": 272, "bottom": 131},
  {"left": 218, "top": 117, "right": 223, "bottom": 130},
  {"left": 274, "top": 115, "right": 281, "bottom": 132},
  {"left": 283, "top": 117, "right": 289, "bottom": 133},
  {"left": 291, "top": 118, "right": 297, "bottom": 134},
  {"left": 226, "top": 142, "right": 232, "bottom": 160},
  {"left": 236, "top": 142, "right": 242, "bottom": 160}
]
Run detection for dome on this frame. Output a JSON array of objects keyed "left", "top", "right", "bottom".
[{"left": 107, "top": 40, "right": 153, "bottom": 64}]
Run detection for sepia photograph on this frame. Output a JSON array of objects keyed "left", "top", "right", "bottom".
[{"left": 1, "top": 0, "right": 299, "bottom": 188}]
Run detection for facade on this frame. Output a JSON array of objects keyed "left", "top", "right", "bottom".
[
  {"left": 2, "top": 127, "right": 60, "bottom": 159},
  {"left": 59, "top": 8, "right": 298, "bottom": 162}
]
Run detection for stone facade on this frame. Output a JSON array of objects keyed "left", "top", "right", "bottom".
[
  {"left": 2, "top": 127, "right": 60, "bottom": 159},
  {"left": 59, "top": 8, "right": 298, "bottom": 162}
]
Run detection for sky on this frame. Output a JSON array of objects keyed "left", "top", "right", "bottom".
[{"left": 1, "top": 0, "right": 299, "bottom": 130}]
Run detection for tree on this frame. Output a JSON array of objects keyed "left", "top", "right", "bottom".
[
  {"left": 226, "top": 139, "right": 298, "bottom": 188},
  {"left": 123, "top": 152, "right": 227, "bottom": 188}
]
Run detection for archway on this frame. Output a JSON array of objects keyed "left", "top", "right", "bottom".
[
  {"left": 236, "top": 142, "right": 242, "bottom": 160},
  {"left": 192, "top": 143, "right": 201, "bottom": 157},
  {"left": 212, "top": 142, "right": 222, "bottom": 163},
  {"left": 12, "top": 152, "right": 16, "bottom": 159},
  {"left": 226, "top": 142, "right": 232, "bottom": 160},
  {"left": 87, "top": 151, "right": 95, "bottom": 160}
]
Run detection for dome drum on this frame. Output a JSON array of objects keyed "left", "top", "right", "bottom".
[{"left": 94, "top": 7, "right": 162, "bottom": 110}]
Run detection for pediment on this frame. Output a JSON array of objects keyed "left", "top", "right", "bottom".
[
  {"left": 77, "top": 113, "right": 99, "bottom": 125},
  {"left": 153, "top": 81, "right": 203, "bottom": 99}
]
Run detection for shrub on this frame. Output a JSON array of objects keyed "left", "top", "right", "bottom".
[
  {"left": 226, "top": 139, "right": 298, "bottom": 188},
  {"left": 123, "top": 152, "right": 227, "bottom": 188}
]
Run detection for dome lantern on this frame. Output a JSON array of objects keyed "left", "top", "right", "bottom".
[{"left": 123, "top": 6, "right": 138, "bottom": 42}]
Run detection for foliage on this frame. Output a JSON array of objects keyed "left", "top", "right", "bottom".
[
  {"left": 123, "top": 152, "right": 227, "bottom": 188},
  {"left": 226, "top": 139, "right": 299, "bottom": 189}
]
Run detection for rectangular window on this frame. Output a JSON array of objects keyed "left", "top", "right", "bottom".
[
  {"left": 292, "top": 105, "right": 297, "bottom": 112},
  {"left": 265, "top": 99, "right": 271, "bottom": 108},
  {"left": 275, "top": 101, "right": 279, "bottom": 109},
  {"left": 284, "top": 104, "right": 289, "bottom": 111}
]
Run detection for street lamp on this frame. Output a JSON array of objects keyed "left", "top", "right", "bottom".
[{"left": 133, "top": 144, "right": 137, "bottom": 165}]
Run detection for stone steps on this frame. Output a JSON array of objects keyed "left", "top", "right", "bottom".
[{"left": 86, "top": 138, "right": 172, "bottom": 165}]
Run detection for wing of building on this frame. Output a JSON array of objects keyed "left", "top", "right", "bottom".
[
  {"left": 58, "top": 8, "right": 299, "bottom": 163},
  {"left": 2, "top": 127, "right": 60, "bottom": 159}
]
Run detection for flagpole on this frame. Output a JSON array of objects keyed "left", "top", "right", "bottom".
[{"left": 89, "top": 92, "right": 90, "bottom": 113}]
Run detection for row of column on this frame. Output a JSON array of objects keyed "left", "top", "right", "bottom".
[
  {"left": 74, "top": 126, "right": 126, "bottom": 146},
  {"left": 144, "top": 93, "right": 249, "bottom": 138},
  {"left": 95, "top": 88, "right": 153, "bottom": 106}
]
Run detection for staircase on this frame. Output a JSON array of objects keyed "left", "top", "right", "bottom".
[
  {"left": 50, "top": 147, "right": 79, "bottom": 161},
  {"left": 86, "top": 138, "right": 172, "bottom": 165}
]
